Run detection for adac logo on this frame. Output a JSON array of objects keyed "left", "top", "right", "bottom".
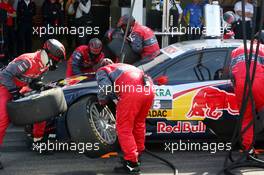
[
  {"left": 148, "top": 110, "right": 168, "bottom": 118},
  {"left": 187, "top": 87, "right": 239, "bottom": 120}
]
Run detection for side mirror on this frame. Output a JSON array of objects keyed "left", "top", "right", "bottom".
[{"left": 154, "top": 75, "right": 168, "bottom": 85}]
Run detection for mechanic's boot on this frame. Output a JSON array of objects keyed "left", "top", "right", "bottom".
[
  {"left": 247, "top": 148, "right": 258, "bottom": 160},
  {"left": 137, "top": 154, "right": 142, "bottom": 166},
  {"left": 114, "top": 159, "right": 141, "bottom": 174},
  {"left": 0, "top": 161, "right": 3, "bottom": 170}
]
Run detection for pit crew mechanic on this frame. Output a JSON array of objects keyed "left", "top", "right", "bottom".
[
  {"left": 96, "top": 58, "right": 155, "bottom": 174},
  {"left": 0, "top": 39, "right": 66, "bottom": 169},
  {"left": 66, "top": 38, "right": 105, "bottom": 77},
  {"left": 230, "top": 31, "right": 264, "bottom": 153},
  {"left": 117, "top": 14, "right": 160, "bottom": 62}
]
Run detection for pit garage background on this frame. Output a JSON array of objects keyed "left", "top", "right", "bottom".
[{"left": 22, "top": 0, "right": 244, "bottom": 45}]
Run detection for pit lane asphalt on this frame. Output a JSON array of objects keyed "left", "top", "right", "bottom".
[{"left": 1, "top": 62, "right": 264, "bottom": 175}]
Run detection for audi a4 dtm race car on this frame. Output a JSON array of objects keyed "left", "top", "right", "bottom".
[{"left": 7, "top": 39, "right": 264, "bottom": 158}]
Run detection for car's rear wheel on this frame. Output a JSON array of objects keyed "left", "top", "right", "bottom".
[{"left": 66, "top": 95, "right": 118, "bottom": 158}]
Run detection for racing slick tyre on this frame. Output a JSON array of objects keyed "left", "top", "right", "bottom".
[
  {"left": 7, "top": 88, "right": 67, "bottom": 126},
  {"left": 107, "top": 38, "right": 141, "bottom": 64},
  {"left": 66, "top": 95, "right": 118, "bottom": 158}
]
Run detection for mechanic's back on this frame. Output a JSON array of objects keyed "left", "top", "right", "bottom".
[
  {"left": 97, "top": 63, "right": 146, "bottom": 94},
  {"left": 95, "top": 59, "right": 154, "bottom": 174}
]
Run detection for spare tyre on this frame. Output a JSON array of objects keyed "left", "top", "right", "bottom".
[
  {"left": 66, "top": 95, "right": 118, "bottom": 158},
  {"left": 7, "top": 88, "right": 67, "bottom": 126},
  {"left": 107, "top": 38, "right": 141, "bottom": 64}
]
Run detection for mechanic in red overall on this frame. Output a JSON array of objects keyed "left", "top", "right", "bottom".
[
  {"left": 117, "top": 14, "right": 160, "bottom": 61},
  {"left": 0, "top": 39, "right": 66, "bottom": 168},
  {"left": 230, "top": 31, "right": 264, "bottom": 152},
  {"left": 96, "top": 58, "right": 155, "bottom": 174},
  {"left": 66, "top": 38, "right": 105, "bottom": 77}
]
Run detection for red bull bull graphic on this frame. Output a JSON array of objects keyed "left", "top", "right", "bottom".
[{"left": 187, "top": 87, "right": 239, "bottom": 120}]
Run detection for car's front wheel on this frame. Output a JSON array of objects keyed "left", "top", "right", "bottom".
[{"left": 66, "top": 95, "right": 118, "bottom": 158}]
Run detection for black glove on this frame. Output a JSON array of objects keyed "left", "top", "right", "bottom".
[
  {"left": 10, "top": 90, "right": 22, "bottom": 100},
  {"left": 29, "top": 80, "right": 45, "bottom": 91},
  {"left": 143, "top": 75, "right": 151, "bottom": 87},
  {"left": 80, "top": 0, "right": 88, "bottom": 5}
]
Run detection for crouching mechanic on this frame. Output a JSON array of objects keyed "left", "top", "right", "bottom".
[
  {"left": 0, "top": 39, "right": 66, "bottom": 167},
  {"left": 117, "top": 14, "right": 160, "bottom": 62},
  {"left": 230, "top": 31, "right": 264, "bottom": 153},
  {"left": 66, "top": 38, "right": 105, "bottom": 77},
  {"left": 96, "top": 59, "right": 155, "bottom": 174}
]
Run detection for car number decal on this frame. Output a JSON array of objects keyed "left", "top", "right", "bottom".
[{"left": 161, "top": 45, "right": 184, "bottom": 58}]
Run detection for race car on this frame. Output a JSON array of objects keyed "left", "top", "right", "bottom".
[{"left": 8, "top": 39, "right": 264, "bottom": 158}]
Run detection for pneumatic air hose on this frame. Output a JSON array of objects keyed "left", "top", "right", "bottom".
[
  {"left": 219, "top": 0, "right": 264, "bottom": 174},
  {"left": 145, "top": 149, "right": 178, "bottom": 175}
]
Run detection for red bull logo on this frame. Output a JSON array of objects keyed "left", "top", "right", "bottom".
[
  {"left": 187, "top": 87, "right": 239, "bottom": 120},
  {"left": 157, "top": 121, "right": 206, "bottom": 134}
]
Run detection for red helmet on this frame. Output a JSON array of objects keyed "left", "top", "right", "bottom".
[
  {"left": 43, "top": 39, "right": 66, "bottom": 62},
  {"left": 117, "top": 14, "right": 135, "bottom": 29},
  {"left": 98, "top": 58, "right": 113, "bottom": 68},
  {"left": 89, "top": 38, "right": 103, "bottom": 55}
]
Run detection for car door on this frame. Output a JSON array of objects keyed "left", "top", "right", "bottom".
[
  {"left": 201, "top": 47, "right": 241, "bottom": 140},
  {"left": 148, "top": 48, "right": 231, "bottom": 137}
]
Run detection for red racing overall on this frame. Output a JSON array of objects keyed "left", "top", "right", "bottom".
[
  {"left": 66, "top": 45, "right": 105, "bottom": 77},
  {"left": 0, "top": 51, "right": 49, "bottom": 144},
  {"left": 231, "top": 44, "right": 264, "bottom": 150},
  {"left": 130, "top": 22, "right": 160, "bottom": 60},
  {"left": 96, "top": 63, "right": 155, "bottom": 163}
]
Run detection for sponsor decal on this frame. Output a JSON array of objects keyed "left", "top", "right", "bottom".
[
  {"left": 156, "top": 88, "right": 172, "bottom": 97},
  {"left": 187, "top": 87, "right": 239, "bottom": 120},
  {"left": 157, "top": 121, "right": 206, "bottom": 134},
  {"left": 161, "top": 45, "right": 184, "bottom": 58},
  {"left": 172, "top": 90, "right": 199, "bottom": 121},
  {"left": 151, "top": 82, "right": 239, "bottom": 121},
  {"left": 153, "top": 100, "right": 172, "bottom": 109},
  {"left": 59, "top": 76, "right": 88, "bottom": 86},
  {"left": 148, "top": 109, "right": 172, "bottom": 118},
  {"left": 155, "top": 86, "right": 173, "bottom": 100}
]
